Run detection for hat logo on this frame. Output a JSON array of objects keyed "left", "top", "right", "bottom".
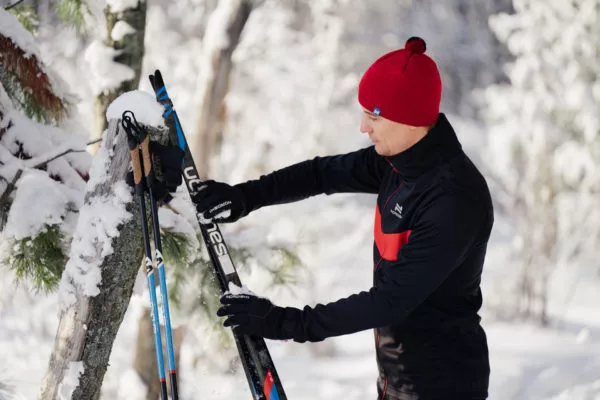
[{"left": 372, "top": 107, "right": 381, "bottom": 116}]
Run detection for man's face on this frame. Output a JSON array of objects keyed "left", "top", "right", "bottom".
[{"left": 360, "top": 108, "right": 428, "bottom": 156}]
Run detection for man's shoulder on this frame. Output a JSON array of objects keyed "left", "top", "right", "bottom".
[
  {"left": 437, "top": 151, "right": 491, "bottom": 199},
  {"left": 418, "top": 157, "right": 493, "bottom": 218}
]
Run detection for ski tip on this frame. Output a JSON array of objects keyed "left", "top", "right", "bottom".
[
  {"left": 149, "top": 70, "right": 165, "bottom": 94},
  {"left": 154, "top": 70, "right": 163, "bottom": 86},
  {"left": 149, "top": 74, "right": 156, "bottom": 91}
]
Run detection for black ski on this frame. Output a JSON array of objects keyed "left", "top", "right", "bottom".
[{"left": 149, "top": 70, "right": 287, "bottom": 400}]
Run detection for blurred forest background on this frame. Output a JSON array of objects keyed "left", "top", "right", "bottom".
[{"left": 1, "top": 0, "right": 599, "bottom": 399}]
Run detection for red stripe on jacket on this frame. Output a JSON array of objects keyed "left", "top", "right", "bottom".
[{"left": 374, "top": 206, "right": 412, "bottom": 262}]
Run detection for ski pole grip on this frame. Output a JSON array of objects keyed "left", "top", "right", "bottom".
[
  {"left": 130, "top": 148, "right": 144, "bottom": 186},
  {"left": 140, "top": 135, "right": 153, "bottom": 180}
]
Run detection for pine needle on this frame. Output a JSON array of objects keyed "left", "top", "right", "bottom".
[
  {"left": 7, "top": 3, "right": 39, "bottom": 34},
  {"left": 5, "top": 224, "right": 67, "bottom": 293},
  {"left": 0, "top": 34, "right": 68, "bottom": 123},
  {"left": 53, "top": 0, "right": 90, "bottom": 33}
]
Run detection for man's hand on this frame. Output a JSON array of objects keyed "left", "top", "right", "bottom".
[
  {"left": 191, "top": 180, "right": 248, "bottom": 223},
  {"left": 217, "top": 291, "right": 288, "bottom": 339}
]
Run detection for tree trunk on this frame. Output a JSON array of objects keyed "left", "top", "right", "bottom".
[
  {"left": 0, "top": 107, "right": 13, "bottom": 231},
  {"left": 92, "top": 0, "right": 147, "bottom": 152},
  {"left": 191, "top": 0, "right": 253, "bottom": 178},
  {"left": 39, "top": 119, "right": 143, "bottom": 400}
]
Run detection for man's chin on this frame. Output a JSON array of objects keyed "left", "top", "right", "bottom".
[{"left": 373, "top": 144, "right": 389, "bottom": 156}]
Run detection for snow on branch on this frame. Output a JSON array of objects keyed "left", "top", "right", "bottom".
[
  {"left": 3, "top": 0, "right": 26, "bottom": 11},
  {"left": 0, "top": 10, "right": 68, "bottom": 122},
  {"left": 0, "top": 138, "right": 100, "bottom": 205}
]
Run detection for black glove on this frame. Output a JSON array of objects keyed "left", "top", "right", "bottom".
[
  {"left": 126, "top": 141, "right": 184, "bottom": 203},
  {"left": 191, "top": 180, "right": 248, "bottom": 223},
  {"left": 217, "top": 292, "right": 292, "bottom": 340}
]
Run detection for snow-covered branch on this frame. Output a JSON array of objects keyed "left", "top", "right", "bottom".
[
  {"left": 0, "top": 9, "right": 69, "bottom": 122},
  {"left": 3, "top": 0, "right": 26, "bottom": 11},
  {"left": 0, "top": 138, "right": 99, "bottom": 205}
]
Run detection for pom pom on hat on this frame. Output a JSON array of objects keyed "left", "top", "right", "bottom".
[
  {"left": 404, "top": 36, "right": 426, "bottom": 54},
  {"left": 358, "top": 36, "right": 442, "bottom": 127}
]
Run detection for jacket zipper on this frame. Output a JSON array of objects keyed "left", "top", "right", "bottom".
[
  {"left": 376, "top": 163, "right": 403, "bottom": 399},
  {"left": 381, "top": 376, "right": 389, "bottom": 399}
]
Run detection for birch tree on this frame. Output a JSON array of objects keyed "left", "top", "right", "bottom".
[
  {"left": 191, "top": 0, "right": 253, "bottom": 178},
  {"left": 90, "top": 0, "right": 147, "bottom": 149}
]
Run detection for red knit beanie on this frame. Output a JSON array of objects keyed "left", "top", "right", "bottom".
[{"left": 358, "top": 37, "right": 442, "bottom": 127}]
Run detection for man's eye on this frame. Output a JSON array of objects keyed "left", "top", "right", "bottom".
[{"left": 369, "top": 116, "right": 378, "bottom": 121}]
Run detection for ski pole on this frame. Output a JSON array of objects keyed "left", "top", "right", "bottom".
[
  {"left": 137, "top": 117, "right": 179, "bottom": 400},
  {"left": 122, "top": 111, "right": 168, "bottom": 400}
]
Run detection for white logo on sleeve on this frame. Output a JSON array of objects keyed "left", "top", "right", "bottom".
[{"left": 391, "top": 203, "right": 403, "bottom": 220}]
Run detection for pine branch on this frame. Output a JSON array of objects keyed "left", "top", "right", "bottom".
[
  {"left": 0, "top": 169, "right": 21, "bottom": 207},
  {"left": 0, "top": 138, "right": 100, "bottom": 205},
  {"left": 24, "top": 137, "right": 101, "bottom": 169},
  {"left": 10, "top": 3, "right": 38, "bottom": 34},
  {"left": 0, "top": 33, "right": 67, "bottom": 122},
  {"left": 6, "top": 224, "right": 67, "bottom": 292},
  {"left": 54, "top": 0, "right": 90, "bottom": 32},
  {"left": 4, "top": 0, "right": 26, "bottom": 10}
]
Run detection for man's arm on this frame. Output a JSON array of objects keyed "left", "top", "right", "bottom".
[
  {"left": 236, "top": 146, "right": 387, "bottom": 214},
  {"left": 280, "top": 191, "right": 488, "bottom": 342}
]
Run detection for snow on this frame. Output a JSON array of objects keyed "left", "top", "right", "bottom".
[
  {"left": 58, "top": 128, "right": 133, "bottom": 309},
  {"left": 554, "top": 140, "right": 596, "bottom": 188},
  {"left": 0, "top": 98, "right": 88, "bottom": 194},
  {"left": 116, "top": 369, "right": 147, "bottom": 400},
  {"left": 487, "top": 319, "right": 600, "bottom": 399},
  {"left": 0, "top": 9, "right": 71, "bottom": 109},
  {"left": 111, "top": 21, "right": 136, "bottom": 41},
  {"left": 105, "top": 90, "right": 165, "bottom": 127},
  {"left": 0, "top": 85, "right": 89, "bottom": 270},
  {"left": 227, "top": 282, "right": 255, "bottom": 296},
  {"left": 157, "top": 206, "right": 200, "bottom": 251},
  {"left": 0, "top": 8, "right": 41, "bottom": 59},
  {"left": 3, "top": 171, "right": 72, "bottom": 240},
  {"left": 44, "top": 132, "right": 92, "bottom": 178},
  {"left": 57, "top": 361, "right": 84, "bottom": 400},
  {"left": 0, "top": 269, "right": 58, "bottom": 400},
  {"left": 84, "top": 40, "right": 135, "bottom": 96},
  {"left": 106, "top": 0, "right": 140, "bottom": 13},
  {"left": 59, "top": 181, "right": 132, "bottom": 308},
  {"left": 202, "top": 0, "right": 234, "bottom": 51}
]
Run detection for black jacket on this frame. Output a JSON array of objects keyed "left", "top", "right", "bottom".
[{"left": 237, "top": 114, "right": 493, "bottom": 399}]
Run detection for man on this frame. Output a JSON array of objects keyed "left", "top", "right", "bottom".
[{"left": 178, "top": 37, "right": 493, "bottom": 399}]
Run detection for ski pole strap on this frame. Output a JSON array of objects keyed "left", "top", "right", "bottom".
[
  {"left": 122, "top": 110, "right": 144, "bottom": 148},
  {"left": 121, "top": 110, "right": 155, "bottom": 185},
  {"left": 121, "top": 112, "right": 144, "bottom": 187}
]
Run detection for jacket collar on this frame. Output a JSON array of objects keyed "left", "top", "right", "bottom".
[{"left": 385, "top": 113, "right": 462, "bottom": 182}]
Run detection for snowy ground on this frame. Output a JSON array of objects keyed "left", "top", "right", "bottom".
[
  {"left": 2, "top": 195, "right": 600, "bottom": 400},
  {"left": 3, "top": 280, "right": 600, "bottom": 400}
]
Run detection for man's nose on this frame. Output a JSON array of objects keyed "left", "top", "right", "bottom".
[{"left": 360, "top": 116, "right": 373, "bottom": 134}]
